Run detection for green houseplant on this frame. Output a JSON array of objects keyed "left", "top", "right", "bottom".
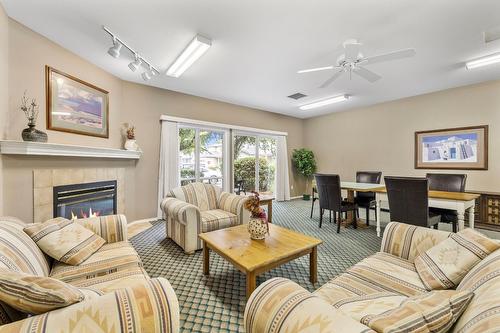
[{"left": 291, "top": 148, "right": 317, "bottom": 200}]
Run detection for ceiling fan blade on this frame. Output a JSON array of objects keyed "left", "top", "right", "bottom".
[
  {"left": 353, "top": 66, "right": 381, "bottom": 82},
  {"left": 363, "top": 48, "right": 416, "bottom": 65},
  {"left": 344, "top": 43, "right": 361, "bottom": 62},
  {"left": 319, "top": 70, "right": 344, "bottom": 88},
  {"left": 297, "top": 66, "right": 335, "bottom": 74}
]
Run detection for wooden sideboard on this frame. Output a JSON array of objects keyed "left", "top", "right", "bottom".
[{"left": 469, "top": 191, "right": 500, "bottom": 231}]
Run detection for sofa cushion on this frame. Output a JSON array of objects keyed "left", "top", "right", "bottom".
[
  {"left": 201, "top": 209, "right": 238, "bottom": 233},
  {"left": 414, "top": 228, "right": 500, "bottom": 290},
  {"left": 314, "top": 252, "right": 427, "bottom": 305},
  {"left": 49, "top": 241, "right": 146, "bottom": 290},
  {"left": 24, "top": 217, "right": 106, "bottom": 265},
  {"left": 333, "top": 292, "right": 407, "bottom": 322},
  {"left": 169, "top": 182, "right": 220, "bottom": 211},
  {"left": 453, "top": 248, "right": 500, "bottom": 332},
  {"left": 0, "top": 269, "right": 84, "bottom": 314},
  {"left": 361, "top": 290, "right": 473, "bottom": 333},
  {"left": 0, "top": 218, "right": 50, "bottom": 276}
]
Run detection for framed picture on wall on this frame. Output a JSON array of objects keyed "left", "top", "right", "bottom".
[
  {"left": 45, "top": 66, "right": 109, "bottom": 138},
  {"left": 415, "top": 125, "right": 488, "bottom": 170}
]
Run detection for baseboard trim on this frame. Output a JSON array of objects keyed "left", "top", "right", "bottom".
[{"left": 290, "top": 196, "right": 302, "bottom": 200}]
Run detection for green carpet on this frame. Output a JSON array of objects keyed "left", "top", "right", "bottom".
[{"left": 130, "top": 199, "right": 382, "bottom": 333}]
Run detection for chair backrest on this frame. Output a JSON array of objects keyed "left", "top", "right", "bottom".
[
  {"left": 168, "top": 182, "right": 221, "bottom": 211},
  {"left": 426, "top": 173, "right": 467, "bottom": 193},
  {"left": 356, "top": 171, "right": 382, "bottom": 200},
  {"left": 384, "top": 176, "right": 430, "bottom": 227},
  {"left": 314, "top": 174, "right": 342, "bottom": 211}
]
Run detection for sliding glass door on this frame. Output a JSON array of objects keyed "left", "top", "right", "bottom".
[
  {"left": 179, "top": 126, "right": 225, "bottom": 188},
  {"left": 233, "top": 133, "right": 276, "bottom": 195}
]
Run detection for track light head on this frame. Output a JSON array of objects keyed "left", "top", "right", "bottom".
[
  {"left": 107, "top": 37, "right": 122, "bottom": 58},
  {"left": 149, "top": 65, "right": 157, "bottom": 76},
  {"left": 128, "top": 54, "right": 142, "bottom": 72},
  {"left": 141, "top": 71, "right": 151, "bottom": 81}
]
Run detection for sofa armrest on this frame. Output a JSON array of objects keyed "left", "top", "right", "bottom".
[
  {"left": 244, "top": 278, "right": 374, "bottom": 333},
  {"left": 0, "top": 277, "right": 180, "bottom": 333},
  {"left": 160, "top": 197, "right": 200, "bottom": 225},
  {"left": 76, "top": 214, "right": 128, "bottom": 243},
  {"left": 381, "top": 222, "right": 451, "bottom": 262},
  {"left": 218, "top": 192, "right": 249, "bottom": 224}
]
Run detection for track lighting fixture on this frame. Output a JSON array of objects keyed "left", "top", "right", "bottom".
[
  {"left": 141, "top": 71, "right": 151, "bottom": 81},
  {"left": 102, "top": 26, "right": 160, "bottom": 80},
  {"left": 128, "top": 54, "right": 142, "bottom": 72},
  {"left": 107, "top": 37, "right": 122, "bottom": 58}
]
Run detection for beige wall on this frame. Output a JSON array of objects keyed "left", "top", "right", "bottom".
[
  {"left": 0, "top": 4, "right": 9, "bottom": 215},
  {"left": 304, "top": 80, "right": 500, "bottom": 192},
  {"left": 2, "top": 19, "right": 305, "bottom": 222}
]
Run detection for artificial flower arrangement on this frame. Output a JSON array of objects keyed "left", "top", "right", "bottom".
[{"left": 244, "top": 192, "right": 269, "bottom": 239}]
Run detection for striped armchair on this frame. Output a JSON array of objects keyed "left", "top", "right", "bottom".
[{"left": 160, "top": 182, "right": 250, "bottom": 254}]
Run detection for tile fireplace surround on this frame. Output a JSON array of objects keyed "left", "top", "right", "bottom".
[{"left": 33, "top": 168, "right": 125, "bottom": 223}]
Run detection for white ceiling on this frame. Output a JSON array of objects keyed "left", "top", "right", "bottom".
[{"left": 2, "top": 0, "right": 500, "bottom": 119}]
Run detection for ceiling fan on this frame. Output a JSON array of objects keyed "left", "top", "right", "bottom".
[{"left": 298, "top": 39, "right": 416, "bottom": 88}]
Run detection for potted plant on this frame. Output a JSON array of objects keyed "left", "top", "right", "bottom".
[{"left": 291, "top": 148, "right": 317, "bottom": 200}]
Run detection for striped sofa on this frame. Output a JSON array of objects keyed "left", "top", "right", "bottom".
[
  {"left": 0, "top": 215, "right": 180, "bottom": 333},
  {"left": 245, "top": 222, "right": 500, "bottom": 333},
  {"left": 160, "top": 182, "right": 249, "bottom": 254}
]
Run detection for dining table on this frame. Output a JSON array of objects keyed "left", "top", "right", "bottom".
[{"left": 339, "top": 181, "right": 480, "bottom": 237}]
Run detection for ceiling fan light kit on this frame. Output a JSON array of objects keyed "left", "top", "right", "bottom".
[
  {"left": 299, "top": 94, "right": 349, "bottom": 110},
  {"left": 298, "top": 39, "right": 416, "bottom": 88}
]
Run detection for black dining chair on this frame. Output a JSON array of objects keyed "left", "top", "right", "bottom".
[
  {"left": 384, "top": 176, "right": 441, "bottom": 229},
  {"left": 426, "top": 173, "right": 467, "bottom": 233},
  {"left": 234, "top": 180, "right": 246, "bottom": 195},
  {"left": 354, "top": 171, "right": 382, "bottom": 226},
  {"left": 314, "top": 174, "right": 359, "bottom": 233}
]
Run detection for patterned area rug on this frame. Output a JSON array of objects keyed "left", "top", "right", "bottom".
[{"left": 130, "top": 199, "right": 382, "bottom": 333}]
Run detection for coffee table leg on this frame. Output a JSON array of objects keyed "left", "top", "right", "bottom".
[
  {"left": 310, "top": 246, "right": 318, "bottom": 284},
  {"left": 203, "top": 241, "right": 209, "bottom": 275},
  {"left": 246, "top": 271, "right": 256, "bottom": 299}
]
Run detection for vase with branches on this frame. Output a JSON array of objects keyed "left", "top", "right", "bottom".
[{"left": 20, "top": 91, "right": 47, "bottom": 142}]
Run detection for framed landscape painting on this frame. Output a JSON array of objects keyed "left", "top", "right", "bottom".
[
  {"left": 415, "top": 125, "right": 488, "bottom": 170},
  {"left": 46, "top": 66, "right": 109, "bottom": 138}
]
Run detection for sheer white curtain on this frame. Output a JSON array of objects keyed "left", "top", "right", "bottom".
[
  {"left": 275, "top": 135, "right": 290, "bottom": 201},
  {"left": 157, "top": 121, "right": 179, "bottom": 218}
]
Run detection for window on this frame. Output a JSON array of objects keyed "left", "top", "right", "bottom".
[
  {"left": 233, "top": 133, "right": 276, "bottom": 195},
  {"left": 179, "top": 126, "right": 226, "bottom": 188}
]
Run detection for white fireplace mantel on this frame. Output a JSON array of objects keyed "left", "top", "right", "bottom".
[{"left": 0, "top": 140, "right": 141, "bottom": 159}]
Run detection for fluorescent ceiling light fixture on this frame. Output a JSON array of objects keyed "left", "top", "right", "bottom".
[
  {"left": 465, "top": 52, "right": 500, "bottom": 69},
  {"left": 107, "top": 37, "right": 122, "bottom": 58},
  {"left": 299, "top": 95, "right": 349, "bottom": 110},
  {"left": 297, "top": 66, "right": 334, "bottom": 74},
  {"left": 166, "top": 35, "right": 212, "bottom": 77}
]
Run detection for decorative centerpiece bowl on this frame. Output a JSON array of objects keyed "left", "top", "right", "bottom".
[{"left": 244, "top": 192, "right": 269, "bottom": 240}]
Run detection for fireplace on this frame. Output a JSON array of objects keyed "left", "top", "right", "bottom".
[{"left": 53, "top": 180, "right": 117, "bottom": 220}]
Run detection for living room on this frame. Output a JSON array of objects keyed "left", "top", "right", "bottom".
[{"left": 0, "top": 1, "right": 500, "bottom": 332}]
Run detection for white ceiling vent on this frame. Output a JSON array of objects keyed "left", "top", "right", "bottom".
[
  {"left": 287, "top": 93, "right": 307, "bottom": 100},
  {"left": 485, "top": 26, "right": 500, "bottom": 44}
]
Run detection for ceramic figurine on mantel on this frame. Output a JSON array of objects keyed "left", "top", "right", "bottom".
[
  {"left": 124, "top": 124, "right": 139, "bottom": 151},
  {"left": 20, "top": 91, "right": 47, "bottom": 142}
]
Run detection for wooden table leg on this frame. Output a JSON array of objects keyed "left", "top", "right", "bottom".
[
  {"left": 203, "top": 242, "right": 210, "bottom": 275},
  {"left": 346, "top": 189, "right": 357, "bottom": 227},
  {"left": 268, "top": 201, "right": 273, "bottom": 223},
  {"left": 246, "top": 271, "right": 256, "bottom": 299},
  {"left": 310, "top": 246, "right": 317, "bottom": 284}
]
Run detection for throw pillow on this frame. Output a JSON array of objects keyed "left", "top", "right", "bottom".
[
  {"left": 0, "top": 269, "right": 84, "bottom": 314},
  {"left": 24, "top": 217, "right": 106, "bottom": 265},
  {"left": 361, "top": 290, "right": 473, "bottom": 333},
  {"left": 414, "top": 228, "right": 500, "bottom": 290}
]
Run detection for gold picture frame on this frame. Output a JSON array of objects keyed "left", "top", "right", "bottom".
[{"left": 46, "top": 66, "right": 109, "bottom": 138}]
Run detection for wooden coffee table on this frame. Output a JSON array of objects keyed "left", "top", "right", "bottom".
[{"left": 199, "top": 224, "right": 322, "bottom": 298}]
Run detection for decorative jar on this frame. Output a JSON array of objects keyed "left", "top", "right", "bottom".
[{"left": 248, "top": 217, "right": 268, "bottom": 240}]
